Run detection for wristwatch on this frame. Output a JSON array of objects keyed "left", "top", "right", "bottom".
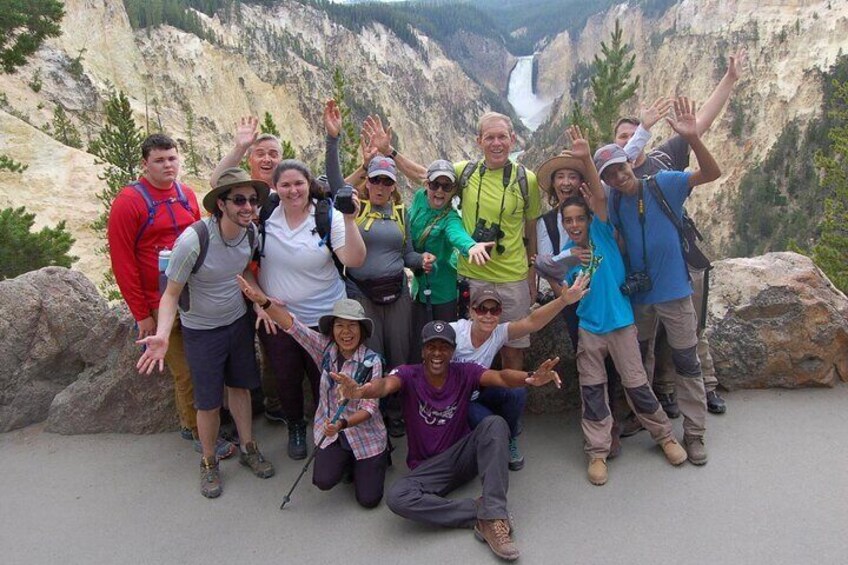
[
  {"left": 260, "top": 297, "right": 273, "bottom": 310},
  {"left": 338, "top": 418, "right": 349, "bottom": 430},
  {"left": 389, "top": 148, "right": 398, "bottom": 159}
]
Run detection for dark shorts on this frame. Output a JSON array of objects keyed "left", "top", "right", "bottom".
[{"left": 182, "top": 313, "right": 260, "bottom": 410}]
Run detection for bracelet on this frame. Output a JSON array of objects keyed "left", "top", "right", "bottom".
[
  {"left": 260, "top": 297, "right": 272, "bottom": 310},
  {"left": 389, "top": 148, "right": 398, "bottom": 159},
  {"left": 338, "top": 418, "right": 349, "bottom": 430}
]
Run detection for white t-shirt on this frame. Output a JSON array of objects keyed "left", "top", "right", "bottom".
[
  {"left": 258, "top": 202, "right": 347, "bottom": 326},
  {"left": 450, "top": 318, "right": 510, "bottom": 369}
]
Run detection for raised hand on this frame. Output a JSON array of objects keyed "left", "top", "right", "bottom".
[
  {"left": 323, "top": 99, "right": 342, "bottom": 138},
  {"left": 362, "top": 115, "right": 393, "bottom": 155},
  {"left": 330, "top": 371, "right": 374, "bottom": 400},
  {"left": 359, "top": 130, "right": 379, "bottom": 165},
  {"left": 641, "top": 96, "right": 673, "bottom": 130},
  {"left": 467, "top": 241, "right": 495, "bottom": 266},
  {"left": 235, "top": 116, "right": 259, "bottom": 150},
  {"left": 525, "top": 357, "right": 562, "bottom": 388},
  {"left": 561, "top": 271, "right": 590, "bottom": 305},
  {"left": 136, "top": 335, "right": 168, "bottom": 375},
  {"left": 666, "top": 96, "right": 698, "bottom": 140},
  {"left": 727, "top": 48, "right": 747, "bottom": 82},
  {"left": 566, "top": 125, "right": 591, "bottom": 159}
]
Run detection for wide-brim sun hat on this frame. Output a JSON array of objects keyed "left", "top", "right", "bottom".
[
  {"left": 202, "top": 167, "right": 270, "bottom": 214},
  {"left": 536, "top": 154, "right": 587, "bottom": 192},
  {"left": 318, "top": 299, "right": 374, "bottom": 340}
]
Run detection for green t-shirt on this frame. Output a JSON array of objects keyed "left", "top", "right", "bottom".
[
  {"left": 408, "top": 188, "right": 476, "bottom": 304},
  {"left": 453, "top": 160, "right": 541, "bottom": 283}
]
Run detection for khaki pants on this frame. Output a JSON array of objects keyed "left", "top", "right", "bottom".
[
  {"left": 652, "top": 268, "right": 718, "bottom": 394},
  {"left": 577, "top": 326, "right": 674, "bottom": 458},
  {"left": 633, "top": 297, "right": 707, "bottom": 438},
  {"left": 163, "top": 320, "right": 197, "bottom": 431}
]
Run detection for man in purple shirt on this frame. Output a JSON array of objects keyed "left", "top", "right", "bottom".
[{"left": 332, "top": 321, "right": 561, "bottom": 562}]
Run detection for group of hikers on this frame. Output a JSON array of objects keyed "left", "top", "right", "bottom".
[{"left": 108, "top": 50, "right": 745, "bottom": 561}]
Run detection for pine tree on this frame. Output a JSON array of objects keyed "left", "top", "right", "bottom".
[
  {"left": 184, "top": 103, "right": 200, "bottom": 176},
  {"left": 0, "top": 155, "right": 28, "bottom": 173},
  {"left": 1, "top": 0, "right": 64, "bottom": 74},
  {"left": 260, "top": 111, "right": 280, "bottom": 137},
  {"left": 588, "top": 19, "right": 640, "bottom": 147},
  {"left": 331, "top": 67, "right": 361, "bottom": 176},
  {"left": 88, "top": 90, "right": 144, "bottom": 298},
  {"left": 812, "top": 78, "right": 848, "bottom": 292},
  {"left": 0, "top": 207, "right": 77, "bottom": 279},
  {"left": 51, "top": 105, "right": 83, "bottom": 149}
]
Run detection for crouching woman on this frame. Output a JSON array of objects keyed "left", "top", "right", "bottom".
[{"left": 239, "top": 276, "right": 388, "bottom": 508}]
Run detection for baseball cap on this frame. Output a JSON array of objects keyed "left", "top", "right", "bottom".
[
  {"left": 421, "top": 320, "right": 456, "bottom": 347},
  {"left": 367, "top": 156, "right": 398, "bottom": 182},
  {"left": 426, "top": 159, "right": 456, "bottom": 183},
  {"left": 593, "top": 144, "right": 628, "bottom": 178},
  {"left": 470, "top": 288, "right": 503, "bottom": 308}
]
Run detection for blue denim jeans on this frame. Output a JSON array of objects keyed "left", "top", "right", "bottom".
[{"left": 468, "top": 387, "right": 526, "bottom": 439}]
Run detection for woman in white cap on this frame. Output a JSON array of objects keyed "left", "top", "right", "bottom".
[
  {"left": 239, "top": 276, "right": 388, "bottom": 508},
  {"left": 407, "top": 159, "right": 495, "bottom": 362}
]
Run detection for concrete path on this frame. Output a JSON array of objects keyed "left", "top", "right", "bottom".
[{"left": 1, "top": 387, "right": 847, "bottom": 565}]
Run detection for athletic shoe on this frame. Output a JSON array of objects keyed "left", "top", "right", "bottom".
[
  {"left": 684, "top": 435, "right": 708, "bottom": 465},
  {"left": 288, "top": 420, "right": 307, "bottom": 460},
  {"left": 661, "top": 439, "right": 688, "bottom": 466},
  {"left": 656, "top": 392, "right": 680, "bottom": 419},
  {"left": 179, "top": 427, "right": 194, "bottom": 441},
  {"left": 508, "top": 437, "right": 525, "bottom": 471},
  {"left": 239, "top": 441, "right": 275, "bottom": 478},
  {"left": 200, "top": 456, "right": 222, "bottom": 499},
  {"left": 193, "top": 437, "right": 237, "bottom": 460},
  {"left": 706, "top": 390, "right": 727, "bottom": 414},
  {"left": 588, "top": 458, "right": 608, "bottom": 486},
  {"left": 475, "top": 519, "right": 520, "bottom": 561}
]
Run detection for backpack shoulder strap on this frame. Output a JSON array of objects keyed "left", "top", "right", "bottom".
[
  {"left": 189, "top": 220, "right": 210, "bottom": 274},
  {"left": 458, "top": 160, "right": 478, "bottom": 190},
  {"left": 131, "top": 182, "right": 156, "bottom": 245},
  {"left": 515, "top": 164, "right": 529, "bottom": 211},
  {"left": 173, "top": 181, "right": 192, "bottom": 212},
  {"left": 256, "top": 192, "right": 281, "bottom": 262},
  {"left": 542, "top": 209, "right": 560, "bottom": 252}
]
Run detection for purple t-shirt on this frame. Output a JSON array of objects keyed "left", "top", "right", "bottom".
[{"left": 391, "top": 362, "right": 485, "bottom": 469}]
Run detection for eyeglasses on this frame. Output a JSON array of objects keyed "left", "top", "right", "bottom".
[
  {"left": 369, "top": 176, "right": 396, "bottom": 187},
  {"left": 473, "top": 304, "right": 502, "bottom": 316},
  {"left": 429, "top": 181, "right": 454, "bottom": 192},
  {"left": 225, "top": 195, "right": 260, "bottom": 207}
]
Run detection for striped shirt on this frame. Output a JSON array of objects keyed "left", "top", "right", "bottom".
[{"left": 286, "top": 317, "right": 386, "bottom": 459}]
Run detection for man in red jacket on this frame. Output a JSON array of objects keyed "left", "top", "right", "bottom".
[{"left": 107, "top": 133, "right": 235, "bottom": 458}]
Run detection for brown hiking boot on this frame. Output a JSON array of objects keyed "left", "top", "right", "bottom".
[
  {"left": 239, "top": 441, "right": 275, "bottom": 478},
  {"left": 661, "top": 439, "right": 688, "bottom": 466},
  {"left": 684, "top": 435, "right": 708, "bottom": 466},
  {"left": 587, "top": 458, "right": 608, "bottom": 486},
  {"left": 475, "top": 518, "right": 520, "bottom": 561},
  {"left": 200, "top": 456, "right": 222, "bottom": 499}
]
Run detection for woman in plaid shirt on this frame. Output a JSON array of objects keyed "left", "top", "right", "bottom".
[{"left": 239, "top": 276, "right": 388, "bottom": 508}]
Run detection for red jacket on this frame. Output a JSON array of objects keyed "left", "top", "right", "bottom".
[{"left": 107, "top": 177, "right": 201, "bottom": 321}]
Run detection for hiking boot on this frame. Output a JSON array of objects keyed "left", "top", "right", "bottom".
[
  {"left": 475, "top": 519, "right": 520, "bottom": 561},
  {"left": 587, "top": 458, "right": 608, "bottom": 486},
  {"left": 661, "top": 439, "right": 688, "bottom": 466},
  {"left": 684, "top": 435, "right": 708, "bottom": 465},
  {"left": 239, "top": 441, "right": 275, "bottom": 478},
  {"left": 656, "top": 392, "right": 680, "bottom": 419},
  {"left": 386, "top": 417, "right": 406, "bottom": 438},
  {"left": 264, "top": 409, "right": 287, "bottom": 423},
  {"left": 707, "top": 390, "right": 727, "bottom": 414},
  {"left": 200, "top": 456, "right": 222, "bottom": 499},
  {"left": 288, "top": 420, "right": 308, "bottom": 460},
  {"left": 619, "top": 414, "right": 644, "bottom": 438},
  {"left": 508, "top": 437, "right": 525, "bottom": 471},
  {"left": 179, "top": 427, "right": 194, "bottom": 441},
  {"left": 193, "top": 437, "right": 237, "bottom": 460}
]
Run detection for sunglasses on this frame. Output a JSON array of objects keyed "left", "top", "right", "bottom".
[
  {"left": 369, "top": 176, "right": 396, "bottom": 187},
  {"left": 473, "top": 304, "right": 502, "bottom": 316},
  {"left": 429, "top": 181, "right": 454, "bottom": 192},
  {"left": 226, "top": 195, "right": 260, "bottom": 207}
]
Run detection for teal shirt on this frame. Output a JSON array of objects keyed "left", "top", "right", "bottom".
[{"left": 407, "top": 188, "right": 477, "bottom": 304}]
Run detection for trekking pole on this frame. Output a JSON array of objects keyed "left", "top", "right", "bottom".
[{"left": 280, "top": 358, "right": 374, "bottom": 509}]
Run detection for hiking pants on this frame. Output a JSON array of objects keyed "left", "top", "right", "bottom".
[
  {"left": 386, "top": 415, "right": 510, "bottom": 527},
  {"left": 164, "top": 320, "right": 196, "bottom": 431},
  {"left": 468, "top": 387, "right": 526, "bottom": 440},
  {"left": 313, "top": 433, "right": 387, "bottom": 509},
  {"left": 259, "top": 326, "right": 320, "bottom": 424}
]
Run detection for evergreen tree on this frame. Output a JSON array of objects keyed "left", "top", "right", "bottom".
[
  {"left": 51, "top": 105, "right": 83, "bottom": 149},
  {"left": 812, "top": 78, "right": 848, "bottom": 292},
  {"left": 184, "top": 103, "right": 200, "bottom": 176},
  {"left": 1, "top": 0, "right": 64, "bottom": 74},
  {"left": 88, "top": 90, "right": 144, "bottom": 298},
  {"left": 588, "top": 19, "right": 640, "bottom": 147},
  {"left": 0, "top": 155, "right": 28, "bottom": 173},
  {"left": 260, "top": 111, "right": 280, "bottom": 137},
  {"left": 331, "top": 67, "right": 361, "bottom": 176},
  {"left": 0, "top": 207, "right": 77, "bottom": 279}
]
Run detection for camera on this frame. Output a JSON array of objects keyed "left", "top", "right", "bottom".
[
  {"left": 334, "top": 183, "right": 356, "bottom": 215},
  {"left": 472, "top": 218, "right": 505, "bottom": 253},
  {"left": 620, "top": 271, "right": 653, "bottom": 296}
]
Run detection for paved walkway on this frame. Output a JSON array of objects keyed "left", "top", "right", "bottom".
[{"left": 1, "top": 387, "right": 847, "bottom": 564}]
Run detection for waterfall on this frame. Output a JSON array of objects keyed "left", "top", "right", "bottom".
[{"left": 507, "top": 55, "right": 552, "bottom": 132}]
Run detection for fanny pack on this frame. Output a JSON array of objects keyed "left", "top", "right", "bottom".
[{"left": 353, "top": 272, "right": 405, "bottom": 305}]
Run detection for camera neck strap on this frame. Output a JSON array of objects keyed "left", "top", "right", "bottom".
[{"left": 473, "top": 161, "right": 513, "bottom": 246}]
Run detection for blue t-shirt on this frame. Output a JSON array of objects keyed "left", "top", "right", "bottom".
[
  {"left": 565, "top": 216, "right": 634, "bottom": 334},
  {"left": 608, "top": 171, "right": 692, "bottom": 305}
]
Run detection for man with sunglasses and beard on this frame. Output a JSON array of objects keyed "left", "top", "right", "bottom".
[{"left": 332, "top": 321, "right": 562, "bottom": 561}]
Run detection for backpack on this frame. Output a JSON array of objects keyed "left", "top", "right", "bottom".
[
  {"left": 178, "top": 219, "right": 256, "bottom": 312},
  {"left": 541, "top": 207, "right": 561, "bottom": 253},
  {"left": 457, "top": 160, "right": 530, "bottom": 213},
  {"left": 256, "top": 192, "right": 345, "bottom": 276},
  {"left": 131, "top": 181, "right": 194, "bottom": 247},
  {"left": 355, "top": 200, "right": 406, "bottom": 242}
]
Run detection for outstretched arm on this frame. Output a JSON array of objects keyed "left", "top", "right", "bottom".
[
  {"left": 331, "top": 371, "right": 402, "bottom": 399},
  {"left": 136, "top": 280, "right": 184, "bottom": 374},
  {"left": 211, "top": 116, "right": 258, "bottom": 186},
  {"left": 667, "top": 97, "right": 722, "bottom": 188},
  {"left": 237, "top": 275, "right": 294, "bottom": 331},
  {"left": 506, "top": 273, "right": 589, "bottom": 341},
  {"left": 696, "top": 49, "right": 746, "bottom": 135},
  {"left": 363, "top": 115, "right": 428, "bottom": 183},
  {"left": 480, "top": 357, "right": 561, "bottom": 388}
]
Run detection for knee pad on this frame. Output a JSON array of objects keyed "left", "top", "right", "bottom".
[
  {"left": 624, "top": 384, "right": 661, "bottom": 415},
  {"left": 671, "top": 345, "right": 701, "bottom": 377},
  {"left": 581, "top": 384, "right": 611, "bottom": 422}
]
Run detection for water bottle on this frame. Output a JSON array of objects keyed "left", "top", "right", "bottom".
[{"left": 158, "top": 249, "right": 171, "bottom": 296}]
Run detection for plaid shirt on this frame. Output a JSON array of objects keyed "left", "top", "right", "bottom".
[{"left": 286, "top": 317, "right": 386, "bottom": 459}]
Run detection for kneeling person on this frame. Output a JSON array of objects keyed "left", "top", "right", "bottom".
[{"left": 333, "top": 321, "right": 562, "bottom": 561}]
